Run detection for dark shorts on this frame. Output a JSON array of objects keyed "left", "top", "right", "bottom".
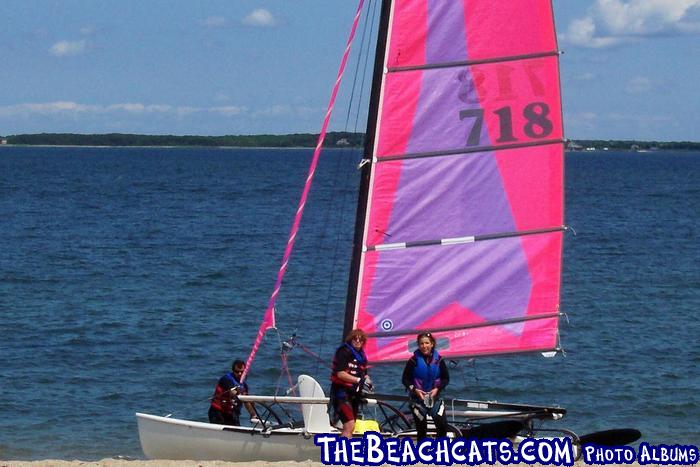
[
  {"left": 208, "top": 406, "right": 240, "bottom": 426},
  {"left": 331, "top": 387, "right": 359, "bottom": 424},
  {"left": 334, "top": 398, "right": 359, "bottom": 424}
]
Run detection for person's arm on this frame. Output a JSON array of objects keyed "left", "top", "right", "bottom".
[
  {"left": 402, "top": 358, "right": 414, "bottom": 390},
  {"left": 240, "top": 383, "right": 259, "bottom": 420},
  {"left": 217, "top": 377, "right": 235, "bottom": 401},
  {"left": 334, "top": 348, "right": 363, "bottom": 385},
  {"left": 336, "top": 370, "right": 362, "bottom": 385},
  {"left": 244, "top": 401, "right": 258, "bottom": 419},
  {"left": 439, "top": 358, "right": 449, "bottom": 389}
]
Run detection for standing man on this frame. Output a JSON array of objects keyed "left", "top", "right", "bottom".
[{"left": 209, "top": 359, "right": 257, "bottom": 426}]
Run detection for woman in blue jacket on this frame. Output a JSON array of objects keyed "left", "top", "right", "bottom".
[{"left": 402, "top": 332, "right": 450, "bottom": 439}]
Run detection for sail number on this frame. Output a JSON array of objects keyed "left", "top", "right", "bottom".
[{"left": 459, "top": 102, "right": 553, "bottom": 146}]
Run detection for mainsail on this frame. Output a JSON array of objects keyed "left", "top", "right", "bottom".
[{"left": 346, "top": 0, "right": 565, "bottom": 363}]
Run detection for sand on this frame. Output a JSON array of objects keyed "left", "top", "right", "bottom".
[{"left": 0, "top": 462, "right": 319, "bottom": 467}]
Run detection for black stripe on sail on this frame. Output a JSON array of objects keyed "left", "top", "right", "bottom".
[
  {"left": 365, "top": 312, "right": 562, "bottom": 339},
  {"left": 377, "top": 139, "right": 564, "bottom": 162},
  {"left": 387, "top": 50, "right": 560, "bottom": 73},
  {"left": 365, "top": 226, "right": 567, "bottom": 252}
]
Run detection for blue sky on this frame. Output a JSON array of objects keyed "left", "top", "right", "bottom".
[{"left": 1, "top": 0, "right": 698, "bottom": 141}]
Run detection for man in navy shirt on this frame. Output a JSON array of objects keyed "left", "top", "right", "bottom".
[{"left": 209, "top": 359, "right": 257, "bottom": 425}]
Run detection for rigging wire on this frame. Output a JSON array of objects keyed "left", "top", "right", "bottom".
[
  {"left": 314, "top": 0, "right": 379, "bottom": 376},
  {"left": 270, "top": 0, "right": 378, "bottom": 381},
  {"left": 273, "top": 328, "right": 296, "bottom": 397},
  {"left": 353, "top": 0, "right": 379, "bottom": 135},
  {"left": 344, "top": 0, "right": 376, "bottom": 134},
  {"left": 249, "top": 0, "right": 378, "bottom": 386},
  {"left": 242, "top": 0, "right": 369, "bottom": 382}
]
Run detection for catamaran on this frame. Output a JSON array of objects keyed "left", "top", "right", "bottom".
[{"left": 136, "top": 0, "right": 640, "bottom": 461}]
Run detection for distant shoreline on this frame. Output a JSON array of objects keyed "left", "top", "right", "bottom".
[
  {"left": 0, "top": 132, "right": 364, "bottom": 149},
  {"left": 1, "top": 133, "right": 699, "bottom": 151},
  {"left": 0, "top": 144, "right": 323, "bottom": 150},
  {"left": 2, "top": 144, "right": 699, "bottom": 154}
]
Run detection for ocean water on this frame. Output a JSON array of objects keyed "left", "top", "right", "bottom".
[{"left": 0, "top": 146, "right": 698, "bottom": 460}]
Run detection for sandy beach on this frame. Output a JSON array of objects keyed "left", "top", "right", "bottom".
[{"left": 1, "top": 461, "right": 696, "bottom": 467}]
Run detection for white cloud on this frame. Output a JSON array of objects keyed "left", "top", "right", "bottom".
[
  {"left": 201, "top": 16, "right": 228, "bottom": 29},
  {"left": 561, "top": 0, "right": 700, "bottom": 48},
  {"left": 0, "top": 101, "right": 248, "bottom": 118},
  {"left": 0, "top": 101, "right": 98, "bottom": 116},
  {"left": 175, "top": 106, "right": 200, "bottom": 116},
  {"left": 211, "top": 106, "right": 246, "bottom": 116},
  {"left": 242, "top": 9, "right": 276, "bottom": 27},
  {"left": 253, "top": 104, "right": 292, "bottom": 117},
  {"left": 106, "top": 103, "right": 174, "bottom": 113},
  {"left": 49, "top": 40, "right": 87, "bottom": 57},
  {"left": 626, "top": 76, "right": 652, "bottom": 93},
  {"left": 0, "top": 101, "right": 328, "bottom": 135},
  {"left": 562, "top": 17, "right": 621, "bottom": 48}
]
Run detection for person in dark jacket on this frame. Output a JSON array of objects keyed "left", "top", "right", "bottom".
[
  {"left": 330, "top": 328, "right": 373, "bottom": 438},
  {"left": 208, "top": 359, "right": 257, "bottom": 426},
  {"left": 402, "top": 332, "right": 450, "bottom": 439}
]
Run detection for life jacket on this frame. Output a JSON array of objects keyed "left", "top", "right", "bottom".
[
  {"left": 330, "top": 343, "right": 368, "bottom": 388},
  {"left": 210, "top": 372, "right": 246, "bottom": 415},
  {"left": 412, "top": 349, "right": 441, "bottom": 391}
]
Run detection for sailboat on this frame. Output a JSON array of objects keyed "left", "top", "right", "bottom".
[{"left": 136, "top": 0, "right": 639, "bottom": 461}]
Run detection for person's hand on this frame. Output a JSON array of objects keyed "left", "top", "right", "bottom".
[
  {"left": 229, "top": 387, "right": 240, "bottom": 396},
  {"left": 357, "top": 376, "right": 374, "bottom": 394},
  {"left": 415, "top": 388, "right": 427, "bottom": 398},
  {"left": 429, "top": 388, "right": 439, "bottom": 398}
]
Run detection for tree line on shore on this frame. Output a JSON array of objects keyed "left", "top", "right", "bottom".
[
  {"left": 0, "top": 132, "right": 364, "bottom": 148},
  {"left": 1, "top": 132, "right": 699, "bottom": 151}
]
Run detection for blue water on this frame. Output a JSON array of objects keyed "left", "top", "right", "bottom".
[{"left": 1, "top": 147, "right": 698, "bottom": 459}]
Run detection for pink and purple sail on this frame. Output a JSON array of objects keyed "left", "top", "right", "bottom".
[{"left": 351, "top": 0, "right": 565, "bottom": 363}]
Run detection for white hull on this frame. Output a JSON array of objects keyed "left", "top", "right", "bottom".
[
  {"left": 136, "top": 375, "right": 337, "bottom": 461},
  {"left": 136, "top": 413, "right": 319, "bottom": 462},
  {"left": 136, "top": 375, "right": 573, "bottom": 461}
]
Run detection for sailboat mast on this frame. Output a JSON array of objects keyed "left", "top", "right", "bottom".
[{"left": 343, "top": 0, "right": 393, "bottom": 340}]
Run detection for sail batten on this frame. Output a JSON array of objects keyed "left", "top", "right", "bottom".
[
  {"left": 387, "top": 50, "right": 561, "bottom": 73},
  {"left": 366, "top": 226, "right": 566, "bottom": 252},
  {"left": 347, "top": 0, "right": 565, "bottom": 363},
  {"left": 365, "top": 311, "right": 562, "bottom": 339},
  {"left": 356, "top": 347, "right": 563, "bottom": 365},
  {"left": 376, "top": 139, "right": 564, "bottom": 162}
]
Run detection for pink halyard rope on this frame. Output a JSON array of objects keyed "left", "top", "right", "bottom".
[{"left": 242, "top": 0, "right": 366, "bottom": 381}]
